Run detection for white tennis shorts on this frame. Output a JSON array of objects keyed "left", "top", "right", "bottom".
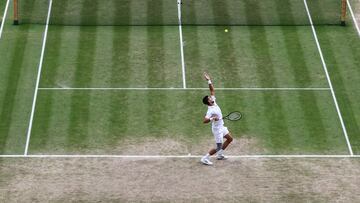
[{"left": 212, "top": 126, "right": 229, "bottom": 143}]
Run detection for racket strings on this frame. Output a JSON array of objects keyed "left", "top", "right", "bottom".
[{"left": 226, "top": 112, "right": 242, "bottom": 121}]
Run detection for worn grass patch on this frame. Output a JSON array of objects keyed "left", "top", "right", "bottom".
[{"left": 1, "top": 158, "right": 360, "bottom": 202}]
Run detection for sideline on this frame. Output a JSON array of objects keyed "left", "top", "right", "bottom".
[
  {"left": 24, "top": 0, "right": 53, "bottom": 155},
  {"left": 303, "top": 0, "right": 353, "bottom": 156}
]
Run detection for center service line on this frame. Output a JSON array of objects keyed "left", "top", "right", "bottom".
[{"left": 177, "top": 0, "right": 187, "bottom": 89}]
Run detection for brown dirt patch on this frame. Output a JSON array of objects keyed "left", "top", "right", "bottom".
[
  {"left": 31, "top": 133, "right": 266, "bottom": 156},
  {"left": 1, "top": 158, "right": 360, "bottom": 202},
  {"left": 100, "top": 135, "right": 266, "bottom": 156}
]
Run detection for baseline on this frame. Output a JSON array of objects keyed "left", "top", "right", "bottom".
[
  {"left": 0, "top": 154, "right": 360, "bottom": 158},
  {"left": 24, "top": 0, "right": 53, "bottom": 155},
  {"left": 303, "top": 0, "right": 353, "bottom": 155}
]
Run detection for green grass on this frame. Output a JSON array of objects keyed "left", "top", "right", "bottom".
[
  {"left": 28, "top": 90, "right": 348, "bottom": 155},
  {"left": 18, "top": 0, "right": 344, "bottom": 26},
  {"left": 0, "top": 0, "right": 6, "bottom": 19},
  {"left": 48, "top": 0, "right": 178, "bottom": 25},
  {"left": 306, "top": 0, "right": 342, "bottom": 25},
  {"left": 0, "top": 7, "right": 45, "bottom": 154},
  {"left": 40, "top": 26, "right": 182, "bottom": 88},
  {"left": 18, "top": 0, "right": 48, "bottom": 24},
  {"left": 315, "top": 23, "right": 360, "bottom": 153},
  {"left": 181, "top": 0, "right": 311, "bottom": 25},
  {"left": 0, "top": 0, "right": 359, "bottom": 156},
  {"left": 183, "top": 26, "right": 328, "bottom": 88}
]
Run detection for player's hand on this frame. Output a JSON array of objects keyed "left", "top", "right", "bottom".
[{"left": 204, "top": 72, "right": 211, "bottom": 81}]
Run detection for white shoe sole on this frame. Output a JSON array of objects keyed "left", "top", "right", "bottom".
[{"left": 200, "top": 159, "right": 213, "bottom": 165}]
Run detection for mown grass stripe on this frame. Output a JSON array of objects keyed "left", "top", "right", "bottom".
[
  {"left": 245, "top": 1, "right": 292, "bottom": 152},
  {"left": 124, "top": 92, "right": 149, "bottom": 142},
  {"left": 108, "top": 93, "right": 130, "bottom": 144},
  {"left": 182, "top": 25, "right": 200, "bottom": 86},
  {"left": 30, "top": 92, "right": 53, "bottom": 149},
  {"left": 276, "top": 1, "right": 330, "bottom": 150},
  {"left": 212, "top": 1, "right": 242, "bottom": 88},
  {"left": 0, "top": 26, "right": 30, "bottom": 154},
  {"left": 66, "top": 1, "right": 98, "bottom": 151},
  {"left": 108, "top": 2, "right": 131, "bottom": 143},
  {"left": 146, "top": 21, "right": 165, "bottom": 86},
  {"left": 0, "top": 0, "right": 5, "bottom": 17},
  {"left": 40, "top": 27, "right": 65, "bottom": 86},
  {"left": 127, "top": 27, "right": 148, "bottom": 87},
  {"left": 146, "top": 1, "right": 167, "bottom": 133}
]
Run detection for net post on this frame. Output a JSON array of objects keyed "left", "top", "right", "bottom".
[
  {"left": 13, "top": 0, "right": 19, "bottom": 25},
  {"left": 341, "top": 0, "right": 347, "bottom": 26}
]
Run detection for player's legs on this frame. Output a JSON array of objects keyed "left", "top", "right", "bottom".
[
  {"left": 201, "top": 143, "right": 221, "bottom": 165},
  {"left": 208, "top": 143, "right": 222, "bottom": 156},
  {"left": 201, "top": 131, "right": 223, "bottom": 165},
  {"left": 222, "top": 133, "right": 233, "bottom": 150},
  {"left": 216, "top": 128, "right": 233, "bottom": 160},
  {"left": 201, "top": 127, "right": 232, "bottom": 165}
]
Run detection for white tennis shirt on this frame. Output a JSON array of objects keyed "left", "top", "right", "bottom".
[{"left": 205, "top": 96, "right": 224, "bottom": 129}]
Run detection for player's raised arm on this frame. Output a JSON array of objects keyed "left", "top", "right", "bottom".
[{"left": 204, "top": 72, "right": 214, "bottom": 96}]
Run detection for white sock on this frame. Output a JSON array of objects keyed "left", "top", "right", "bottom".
[
  {"left": 205, "top": 153, "right": 210, "bottom": 159},
  {"left": 217, "top": 149, "right": 224, "bottom": 155}
]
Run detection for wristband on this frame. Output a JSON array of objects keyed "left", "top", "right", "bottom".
[
  {"left": 209, "top": 117, "right": 214, "bottom": 121},
  {"left": 208, "top": 80, "right": 212, "bottom": 85}
]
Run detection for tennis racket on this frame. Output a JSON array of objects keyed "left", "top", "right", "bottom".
[{"left": 223, "top": 111, "right": 242, "bottom": 121}]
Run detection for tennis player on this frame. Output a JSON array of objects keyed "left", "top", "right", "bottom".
[{"left": 201, "top": 72, "right": 233, "bottom": 165}]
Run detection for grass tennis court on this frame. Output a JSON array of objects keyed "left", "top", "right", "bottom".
[{"left": 1, "top": 0, "right": 360, "bottom": 201}]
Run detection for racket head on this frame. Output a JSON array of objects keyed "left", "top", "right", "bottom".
[{"left": 224, "top": 111, "right": 242, "bottom": 121}]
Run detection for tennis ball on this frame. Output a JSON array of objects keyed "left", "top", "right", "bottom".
[{"left": 224, "top": 29, "right": 228, "bottom": 32}]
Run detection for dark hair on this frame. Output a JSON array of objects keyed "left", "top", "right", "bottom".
[{"left": 202, "top": 95, "right": 209, "bottom": 105}]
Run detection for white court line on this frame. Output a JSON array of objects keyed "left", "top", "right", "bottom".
[
  {"left": 24, "top": 0, "right": 53, "bottom": 156},
  {"left": 38, "top": 87, "right": 331, "bottom": 91},
  {"left": 347, "top": 0, "right": 360, "bottom": 37},
  {"left": 0, "top": 154, "right": 359, "bottom": 158},
  {"left": 304, "top": 0, "right": 353, "bottom": 156},
  {"left": 177, "top": 0, "right": 186, "bottom": 89},
  {"left": 0, "top": 0, "right": 10, "bottom": 39}
]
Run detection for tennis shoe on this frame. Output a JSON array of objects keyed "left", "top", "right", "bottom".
[
  {"left": 216, "top": 154, "right": 227, "bottom": 160},
  {"left": 201, "top": 157, "right": 213, "bottom": 165}
]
